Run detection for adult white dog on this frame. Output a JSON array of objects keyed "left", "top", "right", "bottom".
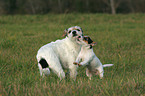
[{"left": 36, "top": 26, "right": 83, "bottom": 80}]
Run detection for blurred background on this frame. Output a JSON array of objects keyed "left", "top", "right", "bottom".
[{"left": 0, "top": 0, "right": 145, "bottom": 15}]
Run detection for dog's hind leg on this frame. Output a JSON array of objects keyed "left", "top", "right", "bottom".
[
  {"left": 38, "top": 58, "right": 50, "bottom": 77},
  {"left": 86, "top": 68, "right": 92, "bottom": 80},
  {"left": 96, "top": 66, "right": 104, "bottom": 79},
  {"left": 50, "top": 65, "right": 65, "bottom": 80},
  {"left": 45, "top": 57, "right": 65, "bottom": 80},
  {"left": 69, "top": 65, "right": 78, "bottom": 81}
]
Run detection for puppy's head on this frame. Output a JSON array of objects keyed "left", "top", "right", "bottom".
[
  {"left": 77, "top": 36, "right": 96, "bottom": 48},
  {"left": 63, "top": 26, "right": 83, "bottom": 40}
]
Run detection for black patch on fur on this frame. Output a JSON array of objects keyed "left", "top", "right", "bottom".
[
  {"left": 88, "top": 37, "right": 93, "bottom": 44},
  {"left": 39, "top": 58, "right": 48, "bottom": 68},
  {"left": 84, "top": 37, "right": 93, "bottom": 44},
  {"left": 68, "top": 30, "right": 71, "bottom": 33},
  {"left": 90, "top": 45, "right": 93, "bottom": 49}
]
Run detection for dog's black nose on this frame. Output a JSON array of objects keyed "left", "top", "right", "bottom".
[{"left": 72, "top": 31, "right": 76, "bottom": 34}]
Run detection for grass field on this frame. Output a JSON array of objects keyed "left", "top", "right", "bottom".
[{"left": 0, "top": 13, "right": 145, "bottom": 96}]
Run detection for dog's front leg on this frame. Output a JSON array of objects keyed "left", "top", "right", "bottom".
[
  {"left": 75, "top": 57, "right": 81, "bottom": 63},
  {"left": 73, "top": 57, "right": 82, "bottom": 66},
  {"left": 69, "top": 65, "right": 78, "bottom": 81},
  {"left": 79, "top": 59, "right": 90, "bottom": 66}
]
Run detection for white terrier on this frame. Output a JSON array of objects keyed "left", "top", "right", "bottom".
[
  {"left": 74, "top": 36, "right": 113, "bottom": 80},
  {"left": 36, "top": 26, "right": 83, "bottom": 80}
]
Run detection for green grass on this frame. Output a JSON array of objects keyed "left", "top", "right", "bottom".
[{"left": 0, "top": 13, "right": 145, "bottom": 96}]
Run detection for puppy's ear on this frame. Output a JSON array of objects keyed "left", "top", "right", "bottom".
[
  {"left": 62, "top": 29, "right": 68, "bottom": 37},
  {"left": 91, "top": 42, "right": 97, "bottom": 46}
]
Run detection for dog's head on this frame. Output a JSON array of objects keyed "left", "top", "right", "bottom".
[
  {"left": 63, "top": 26, "right": 83, "bottom": 40},
  {"left": 76, "top": 36, "right": 96, "bottom": 48}
]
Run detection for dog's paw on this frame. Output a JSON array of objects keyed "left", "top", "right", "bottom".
[
  {"left": 78, "top": 63, "right": 82, "bottom": 67},
  {"left": 73, "top": 62, "right": 82, "bottom": 67},
  {"left": 73, "top": 62, "right": 78, "bottom": 65}
]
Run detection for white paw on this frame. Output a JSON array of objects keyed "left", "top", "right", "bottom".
[{"left": 43, "top": 68, "right": 50, "bottom": 76}]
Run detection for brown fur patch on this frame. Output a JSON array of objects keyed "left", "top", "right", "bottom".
[{"left": 83, "top": 36, "right": 94, "bottom": 44}]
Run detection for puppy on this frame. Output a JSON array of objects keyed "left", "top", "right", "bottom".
[
  {"left": 74, "top": 36, "right": 113, "bottom": 80},
  {"left": 36, "top": 26, "right": 83, "bottom": 80}
]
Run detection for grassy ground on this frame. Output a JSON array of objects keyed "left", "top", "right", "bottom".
[{"left": 0, "top": 13, "right": 145, "bottom": 96}]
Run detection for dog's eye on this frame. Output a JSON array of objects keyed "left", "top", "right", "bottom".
[
  {"left": 68, "top": 30, "right": 71, "bottom": 33},
  {"left": 84, "top": 37, "right": 88, "bottom": 41},
  {"left": 76, "top": 29, "right": 80, "bottom": 31}
]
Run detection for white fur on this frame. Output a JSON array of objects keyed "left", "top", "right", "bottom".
[
  {"left": 36, "top": 26, "right": 83, "bottom": 80},
  {"left": 38, "top": 63, "right": 50, "bottom": 77},
  {"left": 74, "top": 36, "right": 113, "bottom": 80}
]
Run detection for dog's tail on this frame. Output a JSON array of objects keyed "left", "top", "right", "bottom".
[
  {"left": 103, "top": 64, "right": 114, "bottom": 67},
  {"left": 38, "top": 58, "right": 50, "bottom": 76}
]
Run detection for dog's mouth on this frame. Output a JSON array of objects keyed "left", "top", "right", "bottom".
[
  {"left": 77, "top": 38, "right": 80, "bottom": 41},
  {"left": 73, "top": 34, "right": 77, "bottom": 37},
  {"left": 76, "top": 36, "right": 82, "bottom": 41}
]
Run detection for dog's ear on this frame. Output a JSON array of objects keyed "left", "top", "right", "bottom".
[
  {"left": 62, "top": 29, "right": 68, "bottom": 37},
  {"left": 80, "top": 28, "right": 83, "bottom": 33}
]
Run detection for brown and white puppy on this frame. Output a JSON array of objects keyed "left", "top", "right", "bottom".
[{"left": 74, "top": 36, "right": 113, "bottom": 80}]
